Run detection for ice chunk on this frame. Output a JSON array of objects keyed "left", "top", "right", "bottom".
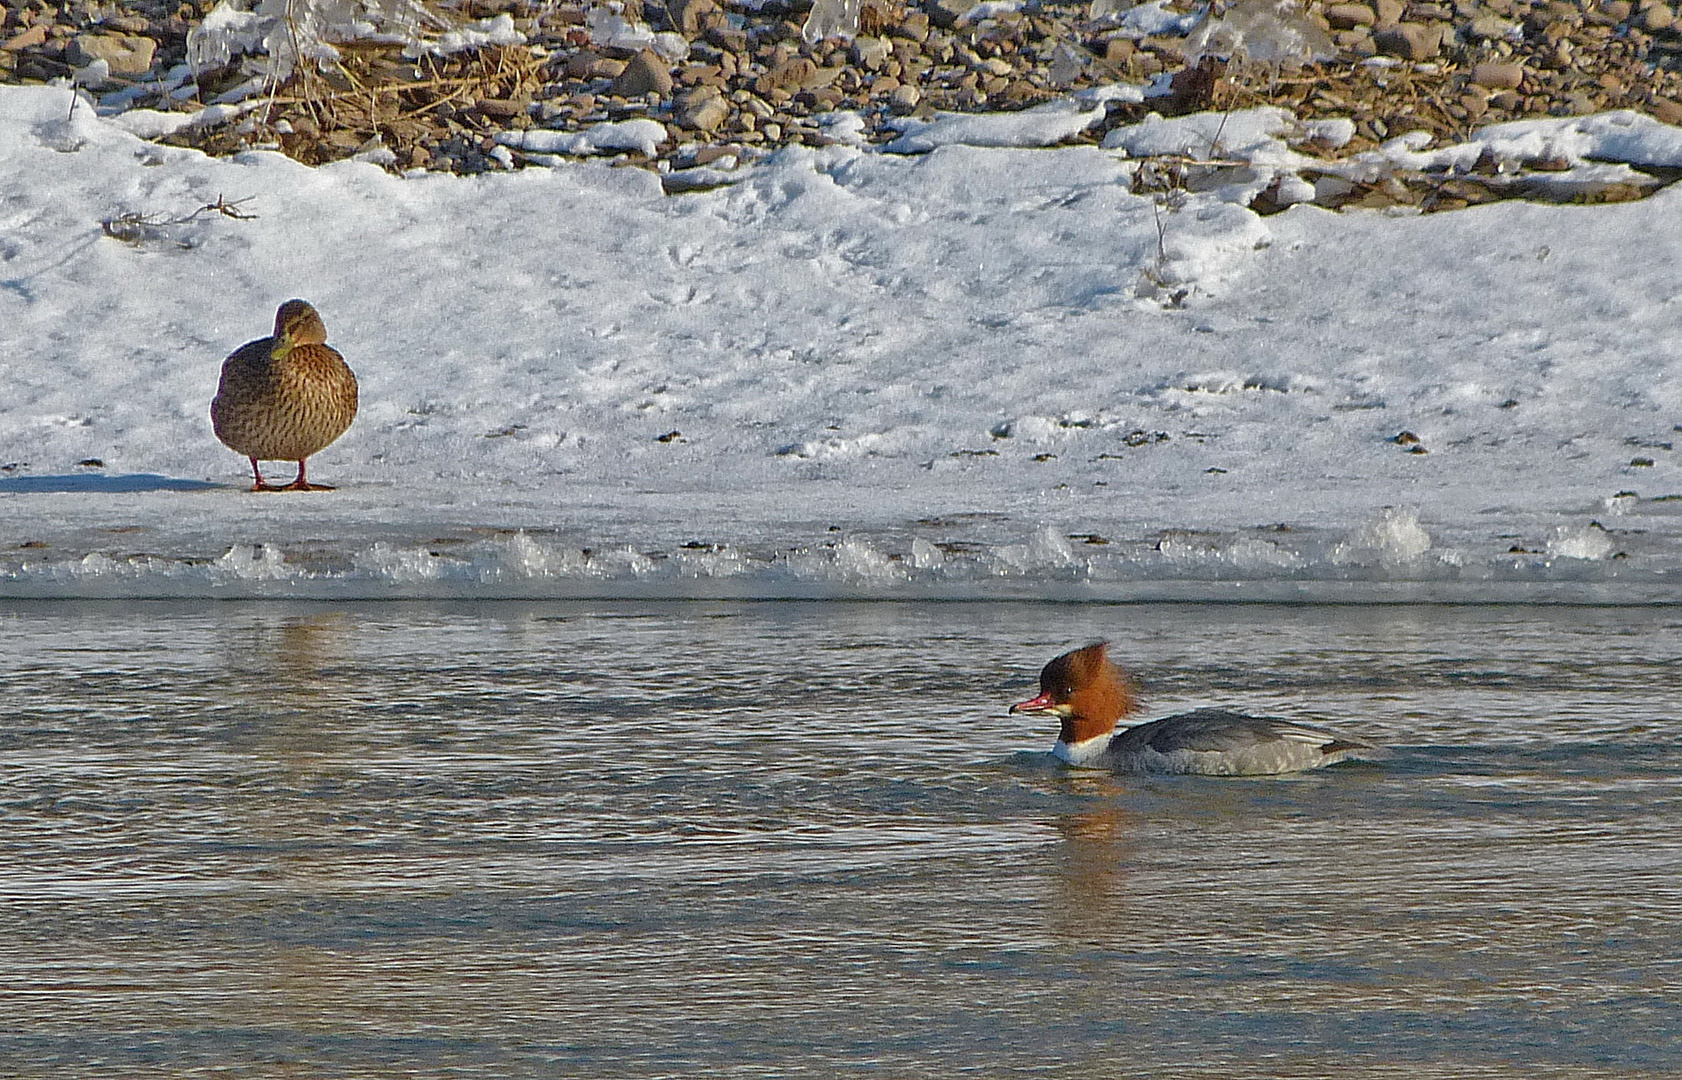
[
  {"left": 802, "top": 0, "right": 863, "bottom": 44},
  {"left": 1182, "top": 0, "right": 1336, "bottom": 67},
  {"left": 1332, "top": 508, "right": 1432, "bottom": 566},
  {"left": 1547, "top": 523, "right": 1615, "bottom": 561}
]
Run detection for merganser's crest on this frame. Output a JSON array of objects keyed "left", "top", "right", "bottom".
[{"left": 1010, "top": 642, "right": 1376, "bottom": 776}]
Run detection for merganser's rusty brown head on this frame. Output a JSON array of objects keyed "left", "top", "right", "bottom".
[{"left": 1009, "top": 642, "right": 1139, "bottom": 745}]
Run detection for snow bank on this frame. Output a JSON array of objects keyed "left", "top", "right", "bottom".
[{"left": 6, "top": 83, "right": 1682, "bottom": 600}]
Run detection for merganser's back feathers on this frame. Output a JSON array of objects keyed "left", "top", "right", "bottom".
[
  {"left": 1105, "top": 708, "right": 1374, "bottom": 775},
  {"left": 1010, "top": 643, "right": 1376, "bottom": 776}
]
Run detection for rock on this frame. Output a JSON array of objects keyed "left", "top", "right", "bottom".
[
  {"left": 679, "top": 62, "right": 724, "bottom": 87},
  {"left": 567, "top": 52, "right": 626, "bottom": 79},
  {"left": 1325, "top": 3, "right": 1376, "bottom": 28},
  {"left": 474, "top": 97, "right": 525, "bottom": 118},
  {"left": 1373, "top": 0, "right": 1406, "bottom": 26},
  {"left": 799, "top": 86, "right": 845, "bottom": 109},
  {"left": 851, "top": 35, "right": 891, "bottom": 70},
  {"left": 667, "top": 0, "right": 721, "bottom": 36},
  {"left": 1489, "top": 89, "right": 1523, "bottom": 110},
  {"left": 675, "top": 88, "right": 731, "bottom": 130},
  {"left": 889, "top": 83, "right": 921, "bottom": 113},
  {"left": 613, "top": 49, "right": 673, "bottom": 97},
  {"left": 1599, "top": 0, "right": 1633, "bottom": 21},
  {"left": 3, "top": 25, "right": 49, "bottom": 52},
  {"left": 1639, "top": 2, "right": 1674, "bottom": 30},
  {"left": 1648, "top": 95, "right": 1682, "bottom": 125},
  {"left": 925, "top": 0, "right": 980, "bottom": 31},
  {"left": 70, "top": 33, "right": 155, "bottom": 75},
  {"left": 1374, "top": 22, "right": 1441, "bottom": 60},
  {"left": 1104, "top": 38, "right": 1135, "bottom": 63},
  {"left": 755, "top": 56, "right": 816, "bottom": 95},
  {"left": 1466, "top": 14, "right": 1520, "bottom": 40},
  {"left": 892, "top": 11, "right": 931, "bottom": 42},
  {"left": 1471, "top": 61, "right": 1524, "bottom": 89},
  {"left": 706, "top": 26, "right": 748, "bottom": 51},
  {"left": 804, "top": 65, "right": 845, "bottom": 90}
]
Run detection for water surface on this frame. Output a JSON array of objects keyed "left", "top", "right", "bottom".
[{"left": 1, "top": 602, "right": 1678, "bottom": 1077}]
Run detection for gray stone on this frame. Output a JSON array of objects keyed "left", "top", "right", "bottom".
[
  {"left": 667, "top": 0, "right": 721, "bottom": 37},
  {"left": 851, "top": 35, "right": 891, "bottom": 70},
  {"left": 1465, "top": 14, "right": 1520, "bottom": 40},
  {"left": 754, "top": 56, "right": 816, "bottom": 96},
  {"left": 891, "top": 11, "right": 931, "bottom": 42},
  {"left": 1325, "top": 3, "right": 1376, "bottom": 27},
  {"left": 70, "top": 33, "right": 155, "bottom": 75},
  {"left": 567, "top": 51, "right": 626, "bottom": 80},
  {"left": 1470, "top": 61, "right": 1524, "bottom": 89},
  {"left": 924, "top": 0, "right": 980, "bottom": 31},
  {"left": 675, "top": 88, "right": 730, "bottom": 131},
  {"left": 888, "top": 83, "right": 921, "bottom": 113},
  {"left": 1374, "top": 22, "right": 1441, "bottom": 60},
  {"left": 613, "top": 49, "right": 673, "bottom": 97},
  {"left": 1639, "top": 2, "right": 1674, "bottom": 30}
]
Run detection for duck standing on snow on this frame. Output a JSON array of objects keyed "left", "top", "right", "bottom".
[
  {"left": 1010, "top": 642, "right": 1376, "bottom": 775},
  {"left": 211, "top": 299, "right": 359, "bottom": 492}
]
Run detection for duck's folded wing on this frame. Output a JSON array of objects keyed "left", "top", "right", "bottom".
[{"left": 1116, "top": 709, "right": 1371, "bottom": 754}]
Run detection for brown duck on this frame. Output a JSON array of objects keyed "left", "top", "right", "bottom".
[{"left": 211, "top": 299, "right": 359, "bottom": 492}]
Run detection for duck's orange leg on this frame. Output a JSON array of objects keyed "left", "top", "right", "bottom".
[
  {"left": 249, "top": 457, "right": 278, "bottom": 493},
  {"left": 280, "top": 458, "right": 335, "bottom": 492}
]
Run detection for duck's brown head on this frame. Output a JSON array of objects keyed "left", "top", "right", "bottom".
[
  {"left": 273, "top": 299, "right": 328, "bottom": 346},
  {"left": 1009, "top": 642, "right": 1139, "bottom": 745}
]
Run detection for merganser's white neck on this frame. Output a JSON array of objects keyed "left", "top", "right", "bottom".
[{"left": 1052, "top": 732, "right": 1113, "bottom": 767}]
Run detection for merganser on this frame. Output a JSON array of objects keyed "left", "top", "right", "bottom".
[{"left": 1010, "top": 642, "right": 1376, "bottom": 775}]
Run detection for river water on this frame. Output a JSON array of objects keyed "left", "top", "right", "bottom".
[{"left": 1, "top": 601, "right": 1678, "bottom": 1078}]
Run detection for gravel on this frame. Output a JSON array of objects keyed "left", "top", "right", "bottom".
[{"left": 7, "top": 0, "right": 1682, "bottom": 209}]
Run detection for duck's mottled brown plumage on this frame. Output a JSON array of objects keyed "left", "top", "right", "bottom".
[{"left": 211, "top": 299, "right": 358, "bottom": 491}]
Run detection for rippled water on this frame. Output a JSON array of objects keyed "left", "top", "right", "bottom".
[{"left": 1, "top": 601, "right": 1678, "bottom": 1078}]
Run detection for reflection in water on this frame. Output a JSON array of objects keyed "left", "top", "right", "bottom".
[{"left": 0, "top": 601, "right": 1678, "bottom": 1078}]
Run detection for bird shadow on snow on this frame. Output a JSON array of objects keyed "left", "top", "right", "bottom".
[{"left": 0, "top": 474, "right": 221, "bottom": 494}]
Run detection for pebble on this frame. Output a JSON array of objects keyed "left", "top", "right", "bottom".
[
  {"left": 755, "top": 56, "right": 815, "bottom": 96},
  {"left": 677, "top": 88, "right": 730, "bottom": 131},
  {"left": 852, "top": 36, "right": 891, "bottom": 70},
  {"left": 667, "top": 0, "right": 721, "bottom": 37},
  {"left": 1374, "top": 0, "right": 1407, "bottom": 24},
  {"left": 889, "top": 83, "right": 921, "bottom": 114},
  {"left": 613, "top": 49, "right": 673, "bottom": 98},
  {"left": 8, "top": 0, "right": 1682, "bottom": 215},
  {"left": 1639, "top": 3, "right": 1674, "bottom": 29},
  {"left": 1471, "top": 60, "right": 1525, "bottom": 89},
  {"left": 1375, "top": 22, "right": 1442, "bottom": 60},
  {"left": 70, "top": 33, "right": 154, "bottom": 75},
  {"left": 1326, "top": 3, "right": 1378, "bottom": 27}
]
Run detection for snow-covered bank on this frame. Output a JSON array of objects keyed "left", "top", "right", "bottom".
[{"left": 4, "top": 84, "right": 1682, "bottom": 600}]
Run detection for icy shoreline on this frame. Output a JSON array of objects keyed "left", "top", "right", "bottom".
[{"left": 6, "top": 83, "right": 1682, "bottom": 600}]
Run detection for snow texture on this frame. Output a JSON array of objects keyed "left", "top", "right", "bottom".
[{"left": 5, "top": 83, "right": 1682, "bottom": 600}]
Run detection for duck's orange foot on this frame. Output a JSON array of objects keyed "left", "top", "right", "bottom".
[{"left": 280, "top": 480, "right": 336, "bottom": 492}]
